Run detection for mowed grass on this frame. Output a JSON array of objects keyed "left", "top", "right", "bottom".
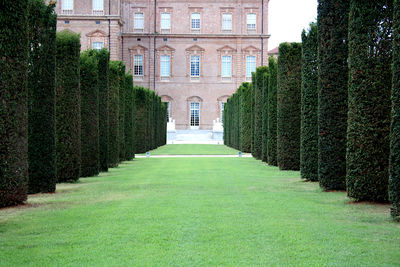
[
  {"left": 1, "top": 156, "right": 400, "bottom": 266},
  {"left": 139, "top": 144, "right": 240, "bottom": 155}
]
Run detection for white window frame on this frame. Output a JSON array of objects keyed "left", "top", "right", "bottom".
[
  {"left": 190, "top": 102, "right": 200, "bottom": 128},
  {"left": 222, "top": 13, "right": 232, "bottom": 31},
  {"left": 92, "top": 42, "right": 103, "bottom": 50},
  {"left": 160, "top": 55, "right": 171, "bottom": 77},
  {"left": 134, "top": 55, "right": 144, "bottom": 77},
  {"left": 190, "top": 55, "right": 200, "bottom": 77},
  {"left": 191, "top": 13, "right": 201, "bottom": 30},
  {"left": 247, "top": 13, "right": 257, "bottom": 31},
  {"left": 62, "top": 0, "right": 73, "bottom": 14},
  {"left": 134, "top": 12, "right": 144, "bottom": 31},
  {"left": 246, "top": 56, "right": 256, "bottom": 77},
  {"left": 221, "top": 55, "right": 232, "bottom": 78},
  {"left": 161, "top": 13, "right": 171, "bottom": 30},
  {"left": 92, "top": 0, "right": 103, "bottom": 15}
]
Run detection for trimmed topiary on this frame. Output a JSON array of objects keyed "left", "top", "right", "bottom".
[
  {"left": 390, "top": 0, "right": 400, "bottom": 221},
  {"left": 261, "top": 70, "right": 270, "bottom": 163},
  {"left": 300, "top": 23, "right": 318, "bottom": 182},
  {"left": 55, "top": 30, "right": 81, "bottom": 182},
  {"left": 0, "top": 0, "right": 29, "bottom": 207},
  {"left": 347, "top": 0, "right": 393, "bottom": 202},
  {"left": 267, "top": 57, "right": 278, "bottom": 166},
  {"left": 251, "top": 73, "right": 256, "bottom": 156},
  {"left": 391, "top": 0, "right": 400, "bottom": 220},
  {"left": 239, "top": 83, "right": 252, "bottom": 153},
  {"left": 97, "top": 49, "right": 110, "bottom": 172},
  {"left": 80, "top": 50, "right": 99, "bottom": 177},
  {"left": 277, "top": 42, "right": 302, "bottom": 171},
  {"left": 27, "top": 0, "right": 57, "bottom": 193},
  {"left": 118, "top": 63, "right": 126, "bottom": 161},
  {"left": 108, "top": 61, "right": 121, "bottom": 167},
  {"left": 133, "top": 87, "right": 148, "bottom": 153},
  {"left": 317, "top": 0, "right": 349, "bottom": 190},
  {"left": 124, "top": 74, "right": 134, "bottom": 161}
]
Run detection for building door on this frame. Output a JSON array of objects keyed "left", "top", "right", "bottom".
[{"left": 190, "top": 102, "right": 200, "bottom": 129}]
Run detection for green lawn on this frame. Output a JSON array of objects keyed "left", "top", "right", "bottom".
[
  {"left": 1, "top": 156, "right": 399, "bottom": 266},
  {"left": 139, "top": 144, "right": 240, "bottom": 155}
]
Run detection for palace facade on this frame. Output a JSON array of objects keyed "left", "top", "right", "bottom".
[{"left": 55, "top": 0, "right": 270, "bottom": 130}]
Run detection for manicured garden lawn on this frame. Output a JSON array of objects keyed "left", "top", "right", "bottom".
[
  {"left": 1, "top": 154, "right": 399, "bottom": 266},
  {"left": 140, "top": 144, "right": 240, "bottom": 155}
]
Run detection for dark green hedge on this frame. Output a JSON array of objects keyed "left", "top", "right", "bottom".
[
  {"left": 80, "top": 50, "right": 99, "bottom": 177},
  {"left": 390, "top": 0, "right": 400, "bottom": 221},
  {"left": 277, "top": 42, "right": 302, "bottom": 171},
  {"left": 0, "top": 0, "right": 29, "bottom": 207},
  {"left": 119, "top": 63, "right": 126, "bottom": 161},
  {"left": 133, "top": 87, "right": 148, "bottom": 153},
  {"left": 253, "top": 67, "right": 267, "bottom": 160},
  {"left": 55, "top": 31, "right": 81, "bottom": 182},
  {"left": 124, "top": 74, "right": 134, "bottom": 161},
  {"left": 261, "top": 69, "right": 270, "bottom": 162},
  {"left": 300, "top": 23, "right": 318, "bottom": 182},
  {"left": 132, "top": 86, "right": 166, "bottom": 153},
  {"left": 97, "top": 49, "right": 110, "bottom": 172},
  {"left": 27, "top": 0, "right": 57, "bottom": 193},
  {"left": 347, "top": 1, "right": 393, "bottom": 202},
  {"left": 108, "top": 61, "right": 122, "bottom": 167},
  {"left": 251, "top": 73, "right": 256, "bottom": 155},
  {"left": 239, "top": 83, "right": 252, "bottom": 153},
  {"left": 317, "top": 0, "right": 349, "bottom": 190},
  {"left": 267, "top": 57, "right": 278, "bottom": 166}
]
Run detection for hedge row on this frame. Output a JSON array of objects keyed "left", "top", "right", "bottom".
[
  {"left": 300, "top": 23, "right": 318, "bottom": 181},
  {"left": 0, "top": 0, "right": 29, "bottom": 207},
  {"left": 277, "top": 43, "right": 302, "bottom": 171},
  {"left": 390, "top": 0, "right": 400, "bottom": 221},
  {"left": 267, "top": 57, "right": 278, "bottom": 166},
  {"left": 317, "top": 0, "right": 349, "bottom": 190},
  {"left": 347, "top": 1, "right": 393, "bottom": 202},
  {"left": 80, "top": 50, "right": 99, "bottom": 177},
  {"left": 133, "top": 86, "right": 167, "bottom": 154},
  {"left": 55, "top": 30, "right": 81, "bottom": 183},
  {"left": 27, "top": 0, "right": 57, "bottom": 193},
  {"left": 124, "top": 74, "right": 135, "bottom": 161}
]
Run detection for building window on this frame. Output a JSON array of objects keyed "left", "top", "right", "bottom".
[
  {"left": 191, "top": 13, "right": 201, "bottom": 30},
  {"left": 92, "top": 42, "right": 103, "bottom": 50},
  {"left": 222, "top": 13, "right": 232, "bottom": 31},
  {"left": 190, "top": 102, "right": 200, "bottom": 127},
  {"left": 190, "top": 55, "right": 200, "bottom": 77},
  {"left": 161, "top": 13, "right": 171, "bottom": 31},
  {"left": 134, "top": 55, "right": 144, "bottom": 76},
  {"left": 221, "top": 56, "right": 232, "bottom": 77},
  {"left": 160, "top": 55, "right": 170, "bottom": 77},
  {"left": 246, "top": 56, "right": 256, "bottom": 77},
  {"left": 247, "top": 13, "right": 256, "bottom": 31},
  {"left": 62, "top": 0, "right": 73, "bottom": 14},
  {"left": 93, "top": 0, "right": 103, "bottom": 15},
  {"left": 134, "top": 13, "right": 144, "bottom": 31},
  {"left": 166, "top": 102, "right": 171, "bottom": 122},
  {"left": 221, "top": 102, "right": 225, "bottom": 122}
]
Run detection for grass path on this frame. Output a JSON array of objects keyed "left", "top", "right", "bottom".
[{"left": 0, "top": 146, "right": 399, "bottom": 266}]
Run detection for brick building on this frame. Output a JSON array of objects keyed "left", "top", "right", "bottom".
[{"left": 55, "top": 0, "right": 269, "bottom": 130}]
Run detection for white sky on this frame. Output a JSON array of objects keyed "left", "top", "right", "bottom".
[{"left": 268, "top": 0, "right": 318, "bottom": 50}]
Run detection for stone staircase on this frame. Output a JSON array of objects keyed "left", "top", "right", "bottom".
[{"left": 168, "top": 130, "right": 224, "bottom": 144}]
